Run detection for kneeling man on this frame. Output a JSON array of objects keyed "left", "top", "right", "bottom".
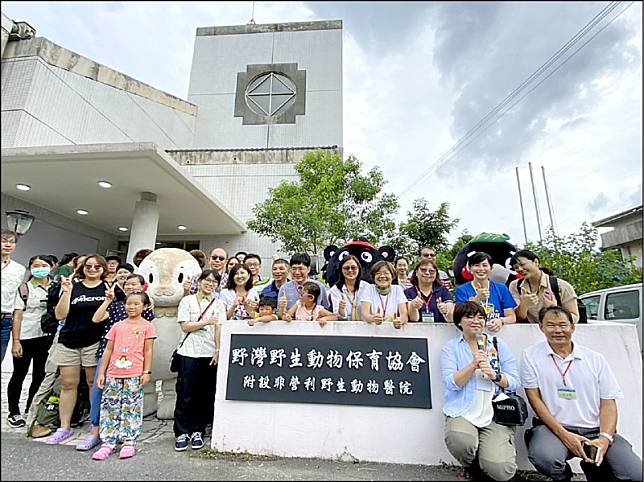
[{"left": 520, "top": 306, "right": 642, "bottom": 481}]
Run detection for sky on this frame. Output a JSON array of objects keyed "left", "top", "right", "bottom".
[{"left": 3, "top": 1, "right": 641, "bottom": 247}]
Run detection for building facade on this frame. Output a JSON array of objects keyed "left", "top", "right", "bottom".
[
  {"left": 594, "top": 205, "right": 643, "bottom": 268},
  {"left": 1, "top": 12, "right": 343, "bottom": 273}
]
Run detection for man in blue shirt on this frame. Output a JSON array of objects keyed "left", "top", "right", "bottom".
[{"left": 258, "top": 258, "right": 290, "bottom": 300}]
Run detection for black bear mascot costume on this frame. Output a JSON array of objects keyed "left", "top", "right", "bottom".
[{"left": 322, "top": 239, "right": 396, "bottom": 286}]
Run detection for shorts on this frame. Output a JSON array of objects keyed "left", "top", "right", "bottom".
[{"left": 55, "top": 341, "right": 100, "bottom": 367}]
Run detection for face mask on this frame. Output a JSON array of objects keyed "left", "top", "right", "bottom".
[{"left": 31, "top": 267, "right": 51, "bottom": 278}]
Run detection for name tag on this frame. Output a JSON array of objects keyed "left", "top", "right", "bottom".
[
  {"left": 558, "top": 387, "right": 577, "bottom": 400},
  {"left": 421, "top": 312, "right": 434, "bottom": 323}
]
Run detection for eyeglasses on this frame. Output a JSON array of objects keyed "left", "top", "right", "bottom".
[
  {"left": 211, "top": 255, "right": 226, "bottom": 261},
  {"left": 419, "top": 269, "right": 436, "bottom": 275},
  {"left": 201, "top": 279, "right": 218, "bottom": 285},
  {"left": 342, "top": 266, "right": 358, "bottom": 272},
  {"left": 84, "top": 265, "right": 103, "bottom": 270},
  {"left": 291, "top": 266, "right": 308, "bottom": 272},
  {"left": 245, "top": 262, "right": 260, "bottom": 267}
]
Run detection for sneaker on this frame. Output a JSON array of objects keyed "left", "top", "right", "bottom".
[
  {"left": 7, "top": 414, "right": 26, "bottom": 428},
  {"left": 175, "top": 434, "right": 190, "bottom": 452},
  {"left": 190, "top": 432, "right": 204, "bottom": 450}
]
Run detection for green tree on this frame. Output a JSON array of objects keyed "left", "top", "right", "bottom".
[
  {"left": 247, "top": 150, "right": 399, "bottom": 254},
  {"left": 398, "top": 199, "right": 459, "bottom": 254},
  {"left": 525, "top": 223, "right": 642, "bottom": 295}
]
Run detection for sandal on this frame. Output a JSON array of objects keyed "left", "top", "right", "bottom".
[
  {"left": 119, "top": 445, "right": 136, "bottom": 459},
  {"left": 45, "top": 427, "right": 73, "bottom": 445},
  {"left": 76, "top": 433, "right": 101, "bottom": 451},
  {"left": 91, "top": 445, "right": 114, "bottom": 461}
]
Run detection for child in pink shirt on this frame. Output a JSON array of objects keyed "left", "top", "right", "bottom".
[{"left": 92, "top": 292, "right": 156, "bottom": 460}]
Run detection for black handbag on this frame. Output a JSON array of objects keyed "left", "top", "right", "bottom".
[
  {"left": 491, "top": 337, "right": 529, "bottom": 426},
  {"left": 169, "top": 297, "right": 217, "bottom": 373}
]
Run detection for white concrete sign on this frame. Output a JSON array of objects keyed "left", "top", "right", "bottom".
[{"left": 213, "top": 321, "right": 642, "bottom": 470}]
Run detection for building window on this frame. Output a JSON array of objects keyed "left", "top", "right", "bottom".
[
  {"left": 245, "top": 72, "right": 296, "bottom": 117},
  {"left": 234, "top": 62, "right": 306, "bottom": 125}
]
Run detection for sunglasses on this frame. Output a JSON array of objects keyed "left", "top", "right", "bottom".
[
  {"left": 342, "top": 266, "right": 358, "bottom": 272},
  {"left": 211, "top": 255, "right": 226, "bottom": 261},
  {"left": 84, "top": 265, "right": 103, "bottom": 270}
]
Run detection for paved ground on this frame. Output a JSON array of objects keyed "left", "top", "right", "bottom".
[{"left": 0, "top": 370, "right": 578, "bottom": 481}]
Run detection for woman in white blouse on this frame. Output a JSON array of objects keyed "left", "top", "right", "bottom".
[
  {"left": 360, "top": 261, "right": 408, "bottom": 329},
  {"left": 173, "top": 270, "right": 226, "bottom": 452},
  {"left": 328, "top": 255, "right": 371, "bottom": 321}
]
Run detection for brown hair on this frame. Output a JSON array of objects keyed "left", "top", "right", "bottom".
[
  {"left": 133, "top": 248, "right": 153, "bottom": 267},
  {"left": 410, "top": 258, "right": 443, "bottom": 289},
  {"left": 78, "top": 254, "right": 108, "bottom": 280},
  {"left": 370, "top": 260, "right": 396, "bottom": 281},
  {"left": 189, "top": 249, "right": 207, "bottom": 269}
]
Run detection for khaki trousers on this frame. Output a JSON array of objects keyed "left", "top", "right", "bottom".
[{"left": 444, "top": 415, "right": 517, "bottom": 481}]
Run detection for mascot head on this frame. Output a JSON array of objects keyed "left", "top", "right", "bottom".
[
  {"left": 323, "top": 239, "right": 395, "bottom": 286},
  {"left": 136, "top": 248, "right": 202, "bottom": 307},
  {"left": 452, "top": 233, "right": 519, "bottom": 286}
]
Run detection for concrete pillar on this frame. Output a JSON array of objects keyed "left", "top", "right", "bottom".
[{"left": 126, "top": 192, "right": 159, "bottom": 264}]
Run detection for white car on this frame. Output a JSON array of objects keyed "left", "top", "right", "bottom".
[{"left": 580, "top": 283, "right": 642, "bottom": 350}]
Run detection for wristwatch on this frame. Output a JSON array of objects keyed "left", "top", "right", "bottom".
[
  {"left": 143, "top": 370, "right": 152, "bottom": 375},
  {"left": 599, "top": 432, "right": 614, "bottom": 444},
  {"left": 493, "top": 372, "right": 502, "bottom": 383}
]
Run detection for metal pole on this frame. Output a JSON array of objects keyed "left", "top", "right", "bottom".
[
  {"left": 528, "top": 162, "right": 543, "bottom": 242},
  {"left": 541, "top": 165, "right": 557, "bottom": 237},
  {"left": 515, "top": 167, "right": 529, "bottom": 244}
]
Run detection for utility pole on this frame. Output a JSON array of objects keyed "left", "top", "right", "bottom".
[
  {"left": 515, "top": 167, "right": 529, "bottom": 244},
  {"left": 541, "top": 165, "right": 557, "bottom": 237},
  {"left": 528, "top": 162, "right": 543, "bottom": 243}
]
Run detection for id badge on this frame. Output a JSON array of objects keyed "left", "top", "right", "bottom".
[
  {"left": 421, "top": 312, "right": 435, "bottom": 323},
  {"left": 475, "top": 369, "right": 494, "bottom": 392},
  {"left": 557, "top": 387, "right": 577, "bottom": 400}
]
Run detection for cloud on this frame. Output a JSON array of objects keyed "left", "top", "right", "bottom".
[{"left": 587, "top": 192, "right": 609, "bottom": 214}]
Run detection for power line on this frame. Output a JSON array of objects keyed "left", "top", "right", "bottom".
[{"left": 399, "top": 1, "right": 631, "bottom": 196}]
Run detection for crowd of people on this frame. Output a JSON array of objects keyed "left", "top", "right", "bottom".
[{"left": 1, "top": 228, "right": 641, "bottom": 480}]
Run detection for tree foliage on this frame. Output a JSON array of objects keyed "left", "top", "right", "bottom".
[
  {"left": 247, "top": 150, "right": 399, "bottom": 254},
  {"left": 525, "top": 223, "right": 642, "bottom": 295},
  {"left": 398, "top": 199, "right": 459, "bottom": 254}
]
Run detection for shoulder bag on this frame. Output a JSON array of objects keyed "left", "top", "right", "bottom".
[
  {"left": 491, "top": 337, "right": 529, "bottom": 426},
  {"left": 169, "top": 297, "right": 217, "bottom": 372}
]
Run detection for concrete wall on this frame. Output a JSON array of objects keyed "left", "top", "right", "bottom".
[
  {"left": 213, "top": 321, "right": 642, "bottom": 470},
  {"left": 188, "top": 21, "right": 342, "bottom": 149},
  {"left": 1, "top": 192, "right": 118, "bottom": 265},
  {"left": 1, "top": 38, "right": 196, "bottom": 149}
]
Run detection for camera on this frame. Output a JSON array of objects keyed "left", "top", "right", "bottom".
[{"left": 584, "top": 443, "right": 598, "bottom": 460}]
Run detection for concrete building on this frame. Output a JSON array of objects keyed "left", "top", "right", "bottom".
[
  {"left": 1, "top": 12, "right": 342, "bottom": 273},
  {"left": 593, "top": 205, "right": 643, "bottom": 268}
]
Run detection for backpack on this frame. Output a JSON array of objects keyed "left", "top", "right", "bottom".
[
  {"left": 517, "top": 275, "right": 587, "bottom": 323},
  {"left": 40, "top": 280, "right": 62, "bottom": 335},
  {"left": 35, "top": 370, "right": 90, "bottom": 428}
]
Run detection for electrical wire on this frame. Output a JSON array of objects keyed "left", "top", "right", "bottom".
[{"left": 399, "top": 1, "right": 632, "bottom": 195}]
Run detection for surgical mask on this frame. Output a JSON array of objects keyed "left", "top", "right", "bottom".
[{"left": 31, "top": 267, "right": 51, "bottom": 278}]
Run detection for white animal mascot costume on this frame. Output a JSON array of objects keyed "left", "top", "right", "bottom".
[{"left": 137, "top": 248, "right": 202, "bottom": 419}]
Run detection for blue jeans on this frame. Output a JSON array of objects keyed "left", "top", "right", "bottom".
[
  {"left": 0, "top": 316, "right": 12, "bottom": 364},
  {"left": 89, "top": 356, "right": 103, "bottom": 427}
]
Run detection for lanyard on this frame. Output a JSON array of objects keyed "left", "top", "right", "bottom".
[
  {"left": 342, "top": 286, "right": 358, "bottom": 320},
  {"left": 378, "top": 293, "right": 389, "bottom": 316},
  {"left": 416, "top": 288, "right": 433, "bottom": 312},
  {"left": 550, "top": 354, "right": 574, "bottom": 386}
]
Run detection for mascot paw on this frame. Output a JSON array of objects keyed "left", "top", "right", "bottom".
[
  {"left": 156, "top": 396, "right": 177, "bottom": 420},
  {"left": 143, "top": 390, "right": 158, "bottom": 417}
]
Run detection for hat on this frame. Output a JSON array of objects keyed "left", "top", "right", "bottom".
[
  {"left": 105, "top": 255, "right": 122, "bottom": 264},
  {"left": 117, "top": 262, "right": 135, "bottom": 272}
]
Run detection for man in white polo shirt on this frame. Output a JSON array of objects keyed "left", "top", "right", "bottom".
[
  {"left": 520, "top": 306, "right": 642, "bottom": 482},
  {"left": 1, "top": 229, "right": 26, "bottom": 363}
]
